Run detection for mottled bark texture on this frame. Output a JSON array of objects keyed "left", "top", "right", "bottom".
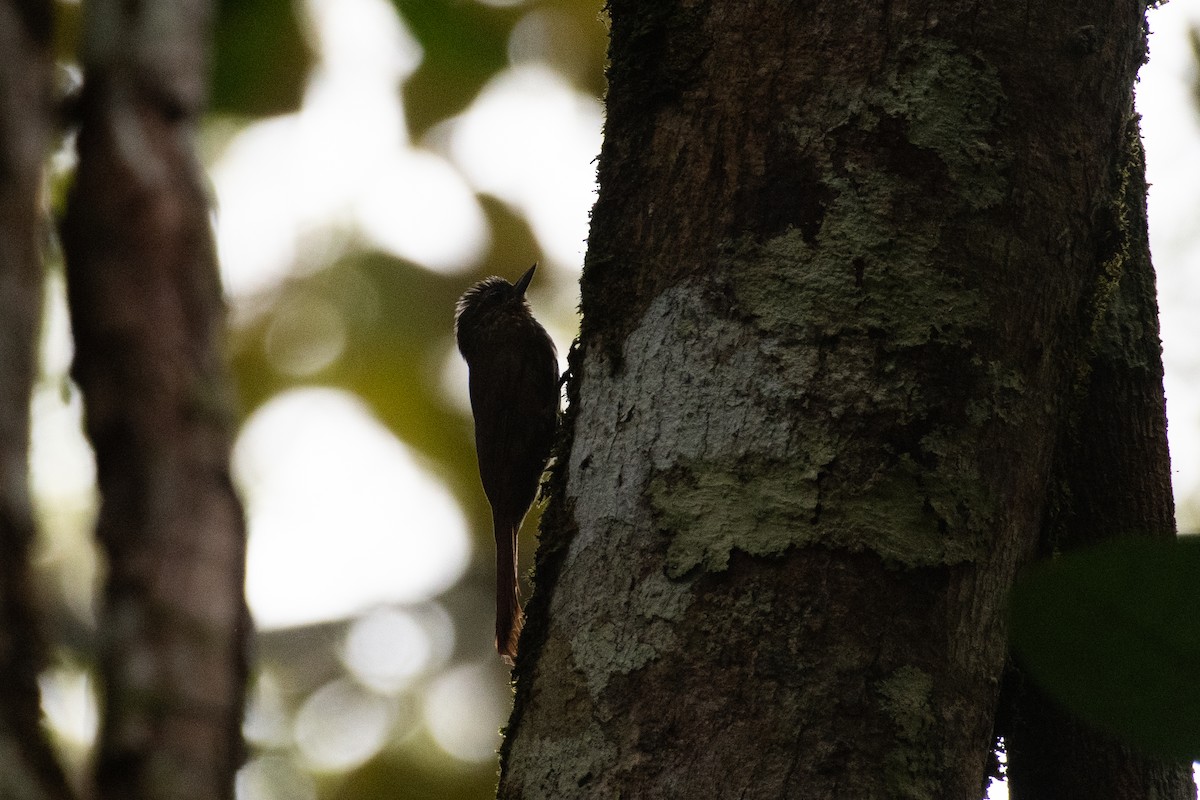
[
  {"left": 60, "top": 2, "right": 249, "bottom": 800},
  {"left": 499, "top": 2, "right": 1194, "bottom": 799},
  {"left": 0, "top": 2, "right": 75, "bottom": 799}
]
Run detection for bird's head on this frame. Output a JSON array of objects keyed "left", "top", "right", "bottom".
[{"left": 454, "top": 263, "right": 538, "bottom": 356}]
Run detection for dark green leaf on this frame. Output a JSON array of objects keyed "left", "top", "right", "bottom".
[
  {"left": 391, "top": 0, "right": 518, "bottom": 135},
  {"left": 331, "top": 749, "right": 499, "bottom": 800},
  {"left": 211, "top": 0, "right": 311, "bottom": 117},
  {"left": 1008, "top": 536, "right": 1200, "bottom": 760},
  {"left": 54, "top": 0, "right": 80, "bottom": 62}
]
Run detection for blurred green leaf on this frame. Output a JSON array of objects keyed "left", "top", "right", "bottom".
[
  {"left": 1008, "top": 536, "right": 1200, "bottom": 760},
  {"left": 392, "top": 0, "right": 519, "bottom": 136},
  {"left": 54, "top": 0, "right": 80, "bottom": 63},
  {"left": 229, "top": 251, "right": 471, "bottom": 466},
  {"left": 329, "top": 749, "right": 498, "bottom": 800},
  {"left": 211, "top": 0, "right": 311, "bottom": 117}
]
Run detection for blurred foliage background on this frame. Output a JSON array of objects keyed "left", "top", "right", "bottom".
[
  {"left": 39, "top": 0, "right": 606, "bottom": 798},
  {"left": 28, "top": 1, "right": 1200, "bottom": 799}
]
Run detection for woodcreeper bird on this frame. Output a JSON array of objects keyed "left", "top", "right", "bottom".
[{"left": 455, "top": 264, "right": 558, "bottom": 663}]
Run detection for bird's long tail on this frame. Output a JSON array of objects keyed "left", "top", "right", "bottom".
[{"left": 494, "top": 519, "right": 523, "bottom": 665}]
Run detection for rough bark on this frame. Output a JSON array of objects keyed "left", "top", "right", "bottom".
[
  {"left": 996, "top": 120, "right": 1195, "bottom": 800},
  {"left": 0, "top": 2, "right": 76, "bottom": 798},
  {"left": 499, "top": 2, "right": 1193, "bottom": 799},
  {"left": 60, "top": 2, "right": 249, "bottom": 799}
]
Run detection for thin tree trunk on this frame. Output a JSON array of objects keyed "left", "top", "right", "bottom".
[
  {"left": 0, "top": 2, "right": 75, "bottom": 798},
  {"left": 997, "top": 120, "right": 1195, "bottom": 800},
  {"left": 60, "top": 2, "right": 249, "bottom": 799},
  {"left": 500, "top": 2, "right": 1193, "bottom": 798}
]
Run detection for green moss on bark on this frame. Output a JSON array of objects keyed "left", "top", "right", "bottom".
[
  {"left": 869, "top": 38, "right": 1010, "bottom": 210},
  {"left": 877, "top": 666, "right": 939, "bottom": 799},
  {"left": 645, "top": 37, "right": 1016, "bottom": 577}
]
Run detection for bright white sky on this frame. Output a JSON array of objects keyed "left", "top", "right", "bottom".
[{"left": 1143, "top": 2, "right": 1200, "bottom": 531}]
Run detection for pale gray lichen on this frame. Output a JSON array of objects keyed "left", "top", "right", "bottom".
[
  {"left": 653, "top": 460, "right": 822, "bottom": 577},
  {"left": 568, "top": 567, "right": 694, "bottom": 699},
  {"left": 876, "top": 665, "right": 940, "bottom": 799}
]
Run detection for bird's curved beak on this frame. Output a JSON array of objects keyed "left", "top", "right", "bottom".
[{"left": 514, "top": 263, "right": 537, "bottom": 297}]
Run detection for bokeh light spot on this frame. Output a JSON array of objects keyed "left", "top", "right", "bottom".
[
  {"left": 243, "top": 670, "right": 292, "bottom": 748},
  {"left": 236, "top": 755, "right": 318, "bottom": 800},
  {"left": 342, "top": 606, "right": 444, "bottom": 694},
  {"left": 294, "top": 679, "right": 392, "bottom": 771},
  {"left": 422, "top": 663, "right": 509, "bottom": 762},
  {"left": 236, "top": 388, "right": 470, "bottom": 629},
  {"left": 263, "top": 293, "right": 347, "bottom": 377},
  {"left": 446, "top": 64, "right": 602, "bottom": 268},
  {"left": 39, "top": 665, "right": 98, "bottom": 749}
]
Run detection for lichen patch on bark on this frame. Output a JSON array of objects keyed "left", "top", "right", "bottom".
[{"left": 877, "top": 665, "right": 940, "bottom": 798}]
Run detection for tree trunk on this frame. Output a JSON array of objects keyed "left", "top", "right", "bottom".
[
  {"left": 0, "top": 2, "right": 75, "bottom": 798},
  {"left": 996, "top": 121, "right": 1196, "bottom": 800},
  {"left": 499, "top": 2, "right": 1195, "bottom": 799},
  {"left": 60, "top": 2, "right": 249, "bottom": 799}
]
